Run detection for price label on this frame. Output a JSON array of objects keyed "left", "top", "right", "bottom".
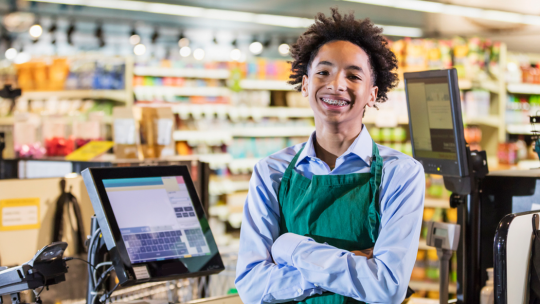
[{"left": 0, "top": 198, "right": 40, "bottom": 231}]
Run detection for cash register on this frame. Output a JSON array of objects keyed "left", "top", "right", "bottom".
[
  {"left": 404, "top": 68, "right": 489, "bottom": 304},
  {"left": 82, "top": 165, "right": 225, "bottom": 303}
]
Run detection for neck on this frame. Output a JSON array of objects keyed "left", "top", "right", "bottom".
[{"left": 313, "top": 118, "right": 363, "bottom": 168}]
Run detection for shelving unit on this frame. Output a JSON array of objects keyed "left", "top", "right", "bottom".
[
  {"left": 171, "top": 105, "right": 314, "bottom": 119},
  {"left": 507, "top": 83, "right": 540, "bottom": 94},
  {"left": 409, "top": 280, "right": 457, "bottom": 293},
  {"left": 134, "top": 67, "right": 230, "bottom": 79},
  {"left": 134, "top": 86, "right": 230, "bottom": 97},
  {"left": 21, "top": 90, "right": 131, "bottom": 103},
  {"left": 239, "top": 79, "right": 295, "bottom": 90}
]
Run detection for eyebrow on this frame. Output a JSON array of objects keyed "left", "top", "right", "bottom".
[{"left": 316, "top": 61, "right": 365, "bottom": 74}]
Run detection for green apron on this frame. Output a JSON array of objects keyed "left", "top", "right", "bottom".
[{"left": 278, "top": 140, "right": 383, "bottom": 304}]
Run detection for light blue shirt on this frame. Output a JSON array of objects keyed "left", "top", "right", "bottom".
[{"left": 235, "top": 126, "right": 425, "bottom": 304}]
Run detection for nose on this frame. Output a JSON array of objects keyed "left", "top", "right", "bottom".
[{"left": 326, "top": 72, "right": 346, "bottom": 92}]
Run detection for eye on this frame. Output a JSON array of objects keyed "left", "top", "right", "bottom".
[
  {"left": 316, "top": 70, "right": 329, "bottom": 76},
  {"left": 348, "top": 75, "right": 361, "bottom": 80}
]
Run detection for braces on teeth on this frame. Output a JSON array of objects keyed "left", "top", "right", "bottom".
[{"left": 322, "top": 98, "right": 348, "bottom": 106}]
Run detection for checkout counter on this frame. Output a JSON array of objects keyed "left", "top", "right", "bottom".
[{"left": 1, "top": 68, "right": 540, "bottom": 304}]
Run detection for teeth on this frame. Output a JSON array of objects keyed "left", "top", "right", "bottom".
[{"left": 322, "top": 98, "right": 349, "bottom": 106}]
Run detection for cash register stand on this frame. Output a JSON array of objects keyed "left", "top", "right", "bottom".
[
  {"left": 86, "top": 216, "right": 116, "bottom": 304},
  {"left": 445, "top": 148, "right": 489, "bottom": 304}
]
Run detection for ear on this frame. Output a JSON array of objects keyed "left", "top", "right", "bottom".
[
  {"left": 301, "top": 75, "right": 309, "bottom": 98},
  {"left": 366, "top": 86, "right": 378, "bottom": 108}
]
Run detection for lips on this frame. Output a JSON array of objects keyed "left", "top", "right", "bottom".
[{"left": 320, "top": 97, "right": 351, "bottom": 107}]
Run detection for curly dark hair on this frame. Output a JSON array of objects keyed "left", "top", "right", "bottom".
[{"left": 288, "top": 8, "right": 399, "bottom": 103}]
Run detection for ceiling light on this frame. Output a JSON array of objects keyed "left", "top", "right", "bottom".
[
  {"left": 179, "top": 37, "right": 189, "bottom": 48},
  {"left": 193, "top": 48, "right": 205, "bottom": 60},
  {"left": 179, "top": 46, "right": 191, "bottom": 57},
  {"left": 344, "top": 0, "right": 540, "bottom": 26},
  {"left": 5, "top": 48, "right": 17, "bottom": 60},
  {"left": 14, "top": 52, "right": 31, "bottom": 64},
  {"left": 133, "top": 43, "right": 146, "bottom": 56},
  {"left": 29, "top": 24, "right": 42, "bottom": 38},
  {"left": 230, "top": 48, "right": 241, "bottom": 61},
  {"left": 129, "top": 34, "right": 140, "bottom": 45},
  {"left": 249, "top": 41, "right": 263, "bottom": 55},
  {"left": 27, "top": 0, "right": 424, "bottom": 36},
  {"left": 278, "top": 43, "right": 290, "bottom": 56}
]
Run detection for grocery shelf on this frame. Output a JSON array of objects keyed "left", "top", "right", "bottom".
[
  {"left": 239, "top": 79, "right": 295, "bottom": 90},
  {"left": 464, "top": 115, "right": 501, "bottom": 128},
  {"left": 507, "top": 124, "right": 534, "bottom": 134},
  {"left": 409, "top": 280, "right": 457, "bottom": 293},
  {"left": 173, "top": 130, "right": 232, "bottom": 144},
  {"left": 171, "top": 104, "right": 314, "bottom": 119},
  {"left": 0, "top": 117, "right": 14, "bottom": 125},
  {"left": 424, "top": 198, "right": 450, "bottom": 208},
  {"left": 173, "top": 126, "right": 314, "bottom": 142},
  {"left": 228, "top": 158, "right": 260, "bottom": 174},
  {"left": 209, "top": 179, "right": 250, "bottom": 195},
  {"left": 231, "top": 126, "right": 314, "bottom": 137},
  {"left": 21, "top": 90, "right": 129, "bottom": 102},
  {"left": 134, "top": 86, "right": 230, "bottom": 97},
  {"left": 418, "top": 239, "right": 430, "bottom": 250},
  {"left": 507, "top": 83, "right": 540, "bottom": 94},
  {"left": 133, "top": 67, "right": 230, "bottom": 79},
  {"left": 362, "top": 111, "right": 409, "bottom": 126}
]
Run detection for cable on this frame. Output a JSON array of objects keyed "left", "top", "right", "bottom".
[
  {"left": 93, "top": 261, "right": 113, "bottom": 285},
  {"left": 64, "top": 256, "right": 96, "bottom": 270},
  {"left": 87, "top": 227, "right": 102, "bottom": 288},
  {"left": 99, "top": 283, "right": 120, "bottom": 303},
  {"left": 94, "top": 265, "right": 114, "bottom": 288}
]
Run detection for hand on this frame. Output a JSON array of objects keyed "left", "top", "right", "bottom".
[{"left": 351, "top": 247, "right": 374, "bottom": 259}]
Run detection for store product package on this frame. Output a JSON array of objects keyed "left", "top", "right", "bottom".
[
  {"left": 140, "top": 107, "right": 175, "bottom": 159},
  {"left": 113, "top": 107, "right": 140, "bottom": 159}
]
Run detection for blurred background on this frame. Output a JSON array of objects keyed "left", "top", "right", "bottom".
[{"left": 1, "top": 0, "right": 540, "bottom": 303}]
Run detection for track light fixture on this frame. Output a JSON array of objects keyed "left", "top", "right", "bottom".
[
  {"left": 129, "top": 26, "right": 140, "bottom": 45},
  {"left": 49, "top": 18, "right": 57, "bottom": 45},
  {"left": 66, "top": 20, "right": 75, "bottom": 45},
  {"left": 178, "top": 32, "right": 189, "bottom": 48},
  {"left": 249, "top": 37, "right": 263, "bottom": 55},
  {"left": 94, "top": 21, "right": 105, "bottom": 48},
  {"left": 151, "top": 27, "right": 159, "bottom": 44},
  {"left": 29, "top": 16, "right": 42, "bottom": 43}
]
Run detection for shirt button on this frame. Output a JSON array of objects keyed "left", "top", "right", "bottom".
[
  {"left": 314, "top": 284, "right": 319, "bottom": 287},
  {"left": 297, "top": 288, "right": 302, "bottom": 294}
]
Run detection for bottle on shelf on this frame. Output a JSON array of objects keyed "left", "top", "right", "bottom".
[{"left": 480, "top": 268, "right": 494, "bottom": 304}]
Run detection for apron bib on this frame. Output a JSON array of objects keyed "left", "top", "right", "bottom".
[{"left": 277, "top": 140, "right": 382, "bottom": 304}]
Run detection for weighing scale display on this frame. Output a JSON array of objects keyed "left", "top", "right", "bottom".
[
  {"left": 407, "top": 77, "right": 457, "bottom": 161},
  {"left": 102, "top": 176, "right": 210, "bottom": 264}
]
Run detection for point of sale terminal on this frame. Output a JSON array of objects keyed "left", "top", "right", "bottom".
[{"left": 1, "top": 68, "right": 539, "bottom": 304}]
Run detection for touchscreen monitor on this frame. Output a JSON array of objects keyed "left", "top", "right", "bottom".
[
  {"left": 82, "top": 166, "right": 224, "bottom": 286},
  {"left": 102, "top": 176, "right": 210, "bottom": 264},
  {"left": 404, "top": 69, "right": 468, "bottom": 177}
]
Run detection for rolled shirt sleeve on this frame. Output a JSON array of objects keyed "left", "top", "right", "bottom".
[
  {"left": 235, "top": 159, "right": 323, "bottom": 304},
  {"left": 270, "top": 159, "right": 425, "bottom": 303}
]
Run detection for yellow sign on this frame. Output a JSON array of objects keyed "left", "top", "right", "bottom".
[
  {"left": 0, "top": 198, "right": 40, "bottom": 231},
  {"left": 65, "top": 141, "right": 114, "bottom": 161}
]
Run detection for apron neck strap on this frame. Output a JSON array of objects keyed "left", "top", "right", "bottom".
[
  {"left": 368, "top": 140, "right": 383, "bottom": 242},
  {"left": 283, "top": 146, "right": 305, "bottom": 179}
]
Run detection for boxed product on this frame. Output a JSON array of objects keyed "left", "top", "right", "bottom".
[{"left": 113, "top": 107, "right": 140, "bottom": 159}]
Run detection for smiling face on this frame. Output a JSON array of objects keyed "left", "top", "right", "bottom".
[{"left": 302, "top": 40, "right": 378, "bottom": 129}]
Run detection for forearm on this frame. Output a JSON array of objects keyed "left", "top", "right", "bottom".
[
  {"left": 235, "top": 258, "right": 322, "bottom": 304},
  {"left": 272, "top": 233, "right": 416, "bottom": 303}
]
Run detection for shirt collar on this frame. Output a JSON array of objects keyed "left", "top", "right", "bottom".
[{"left": 295, "top": 125, "right": 374, "bottom": 168}]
